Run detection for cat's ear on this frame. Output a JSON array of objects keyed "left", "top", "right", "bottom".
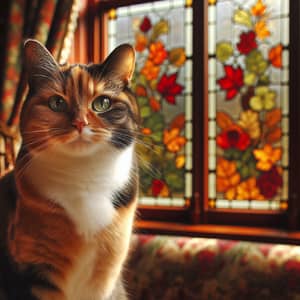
[
  {"left": 101, "top": 44, "right": 136, "bottom": 83},
  {"left": 23, "top": 39, "right": 61, "bottom": 89}
]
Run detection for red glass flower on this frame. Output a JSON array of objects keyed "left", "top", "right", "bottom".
[
  {"left": 257, "top": 166, "right": 283, "bottom": 198},
  {"left": 217, "top": 65, "right": 244, "bottom": 100},
  {"left": 151, "top": 179, "right": 165, "bottom": 197},
  {"left": 140, "top": 16, "right": 152, "bottom": 33},
  {"left": 157, "top": 73, "right": 183, "bottom": 104},
  {"left": 217, "top": 125, "right": 250, "bottom": 151},
  {"left": 237, "top": 31, "right": 257, "bottom": 55}
]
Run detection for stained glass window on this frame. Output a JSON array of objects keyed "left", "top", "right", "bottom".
[
  {"left": 108, "top": 0, "right": 193, "bottom": 207},
  {"left": 208, "top": 0, "right": 289, "bottom": 210}
]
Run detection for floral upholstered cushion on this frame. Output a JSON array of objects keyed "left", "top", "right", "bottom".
[{"left": 126, "top": 234, "right": 300, "bottom": 300}]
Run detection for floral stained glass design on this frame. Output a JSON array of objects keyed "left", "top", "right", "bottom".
[
  {"left": 108, "top": 0, "right": 193, "bottom": 207},
  {"left": 208, "top": 0, "right": 289, "bottom": 210}
]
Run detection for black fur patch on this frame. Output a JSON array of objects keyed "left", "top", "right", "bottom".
[
  {"left": 112, "top": 171, "right": 138, "bottom": 209},
  {"left": 0, "top": 250, "right": 59, "bottom": 300},
  {"left": 110, "top": 128, "right": 134, "bottom": 149}
]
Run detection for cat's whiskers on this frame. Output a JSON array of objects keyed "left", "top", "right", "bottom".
[
  {"left": 22, "top": 128, "right": 67, "bottom": 135},
  {"left": 16, "top": 130, "right": 72, "bottom": 179},
  {"left": 22, "top": 130, "right": 66, "bottom": 149}
]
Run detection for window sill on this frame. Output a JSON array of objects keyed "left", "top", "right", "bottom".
[{"left": 135, "top": 220, "right": 300, "bottom": 245}]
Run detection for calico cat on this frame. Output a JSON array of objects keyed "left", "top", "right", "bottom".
[{"left": 0, "top": 39, "right": 139, "bottom": 300}]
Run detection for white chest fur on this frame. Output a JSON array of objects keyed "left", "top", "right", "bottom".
[{"left": 23, "top": 145, "right": 134, "bottom": 238}]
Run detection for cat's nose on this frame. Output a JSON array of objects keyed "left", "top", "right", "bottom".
[{"left": 72, "top": 118, "right": 89, "bottom": 133}]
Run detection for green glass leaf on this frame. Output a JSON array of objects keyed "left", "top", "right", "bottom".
[
  {"left": 151, "top": 131, "right": 163, "bottom": 143},
  {"left": 245, "top": 50, "right": 268, "bottom": 75},
  {"left": 140, "top": 170, "right": 153, "bottom": 193},
  {"left": 241, "top": 148, "right": 253, "bottom": 163},
  {"left": 216, "top": 42, "right": 234, "bottom": 62},
  {"left": 233, "top": 9, "right": 252, "bottom": 28},
  {"left": 258, "top": 74, "right": 270, "bottom": 85},
  {"left": 151, "top": 20, "right": 169, "bottom": 41},
  {"left": 223, "top": 149, "right": 243, "bottom": 160},
  {"left": 137, "top": 96, "right": 149, "bottom": 107},
  {"left": 140, "top": 106, "right": 152, "bottom": 118},
  {"left": 239, "top": 165, "right": 250, "bottom": 180},
  {"left": 138, "top": 74, "right": 148, "bottom": 86},
  {"left": 144, "top": 113, "right": 165, "bottom": 131},
  {"left": 165, "top": 172, "right": 184, "bottom": 191}
]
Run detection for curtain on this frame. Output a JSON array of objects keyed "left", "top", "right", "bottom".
[{"left": 0, "top": 0, "right": 79, "bottom": 174}]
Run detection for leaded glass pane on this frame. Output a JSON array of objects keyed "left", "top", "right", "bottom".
[
  {"left": 108, "top": 0, "right": 193, "bottom": 207},
  {"left": 208, "top": 0, "right": 289, "bottom": 211}
]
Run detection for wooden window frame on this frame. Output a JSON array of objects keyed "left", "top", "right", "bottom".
[{"left": 71, "top": 0, "right": 300, "bottom": 244}]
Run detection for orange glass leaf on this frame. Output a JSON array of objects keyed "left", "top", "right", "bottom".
[
  {"left": 236, "top": 177, "right": 264, "bottom": 200},
  {"left": 135, "top": 85, "right": 147, "bottom": 96},
  {"left": 266, "top": 127, "right": 282, "bottom": 144},
  {"left": 142, "top": 127, "right": 152, "bottom": 135},
  {"left": 269, "top": 44, "right": 283, "bottom": 68},
  {"left": 170, "top": 113, "right": 185, "bottom": 131},
  {"left": 140, "top": 60, "right": 160, "bottom": 81},
  {"left": 254, "top": 20, "right": 270, "bottom": 40},
  {"left": 265, "top": 108, "right": 282, "bottom": 128},
  {"left": 251, "top": 0, "right": 267, "bottom": 17},
  {"left": 149, "top": 97, "right": 161, "bottom": 112},
  {"left": 216, "top": 158, "right": 241, "bottom": 194},
  {"left": 216, "top": 111, "right": 234, "bottom": 130},
  {"left": 253, "top": 144, "right": 282, "bottom": 171},
  {"left": 149, "top": 41, "right": 168, "bottom": 65},
  {"left": 163, "top": 128, "right": 187, "bottom": 153},
  {"left": 135, "top": 33, "right": 148, "bottom": 52}
]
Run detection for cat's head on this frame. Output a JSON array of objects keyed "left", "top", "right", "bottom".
[{"left": 21, "top": 39, "right": 139, "bottom": 157}]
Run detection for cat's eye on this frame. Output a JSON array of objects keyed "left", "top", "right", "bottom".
[
  {"left": 92, "top": 96, "right": 112, "bottom": 113},
  {"left": 48, "top": 96, "right": 68, "bottom": 112}
]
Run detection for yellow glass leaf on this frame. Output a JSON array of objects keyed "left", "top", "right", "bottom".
[
  {"left": 176, "top": 155, "right": 185, "bottom": 169},
  {"left": 216, "top": 42, "right": 233, "bottom": 63},
  {"left": 108, "top": 9, "right": 116, "bottom": 20},
  {"left": 169, "top": 48, "right": 186, "bottom": 67},
  {"left": 233, "top": 9, "right": 252, "bottom": 28},
  {"left": 225, "top": 187, "right": 237, "bottom": 200},
  {"left": 249, "top": 96, "right": 263, "bottom": 111},
  {"left": 244, "top": 72, "right": 256, "bottom": 86},
  {"left": 253, "top": 144, "right": 282, "bottom": 171},
  {"left": 255, "top": 86, "right": 268, "bottom": 96},
  {"left": 186, "top": 0, "right": 193, "bottom": 7},
  {"left": 264, "top": 92, "right": 276, "bottom": 110},
  {"left": 238, "top": 110, "right": 260, "bottom": 139}
]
